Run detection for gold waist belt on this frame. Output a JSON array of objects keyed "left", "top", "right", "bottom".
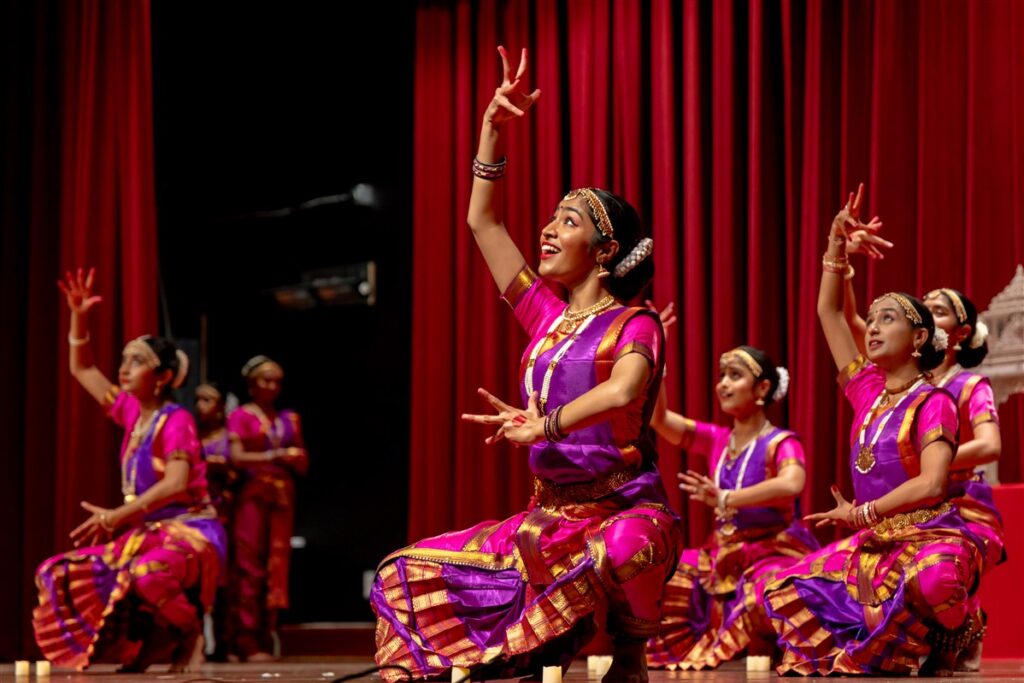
[
  {"left": 533, "top": 468, "right": 638, "bottom": 508},
  {"left": 871, "top": 501, "right": 952, "bottom": 534}
]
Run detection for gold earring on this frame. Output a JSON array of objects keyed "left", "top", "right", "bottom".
[
  {"left": 911, "top": 347, "right": 922, "bottom": 358},
  {"left": 597, "top": 263, "right": 611, "bottom": 279},
  {"left": 755, "top": 398, "right": 765, "bottom": 406}
]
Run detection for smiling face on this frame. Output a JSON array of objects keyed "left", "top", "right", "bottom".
[{"left": 537, "top": 197, "right": 617, "bottom": 287}]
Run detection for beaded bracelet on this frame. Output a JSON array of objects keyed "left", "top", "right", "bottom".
[{"left": 472, "top": 156, "right": 507, "bottom": 181}]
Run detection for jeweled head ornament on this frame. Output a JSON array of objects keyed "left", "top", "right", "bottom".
[
  {"left": 720, "top": 348, "right": 763, "bottom": 378},
  {"left": 124, "top": 336, "right": 189, "bottom": 388},
  {"left": 563, "top": 188, "right": 614, "bottom": 239},
  {"left": 196, "top": 383, "right": 223, "bottom": 401},
  {"left": 871, "top": 292, "right": 923, "bottom": 326},
  {"left": 242, "top": 355, "right": 278, "bottom": 379},
  {"left": 924, "top": 289, "right": 967, "bottom": 324},
  {"left": 124, "top": 336, "right": 161, "bottom": 370}
]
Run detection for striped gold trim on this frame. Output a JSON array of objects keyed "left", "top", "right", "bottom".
[
  {"left": 925, "top": 289, "right": 967, "bottom": 324},
  {"left": 871, "top": 292, "right": 923, "bottom": 325},
  {"left": 500, "top": 264, "right": 538, "bottom": 309}
]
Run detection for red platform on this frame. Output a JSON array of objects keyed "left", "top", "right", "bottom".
[{"left": 978, "top": 483, "right": 1023, "bottom": 659}]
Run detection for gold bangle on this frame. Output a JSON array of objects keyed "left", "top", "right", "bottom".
[
  {"left": 68, "top": 333, "right": 91, "bottom": 346},
  {"left": 844, "top": 264, "right": 856, "bottom": 280}
]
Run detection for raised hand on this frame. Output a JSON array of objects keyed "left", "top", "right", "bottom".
[
  {"left": 804, "top": 485, "right": 855, "bottom": 529},
  {"left": 484, "top": 46, "right": 541, "bottom": 127},
  {"left": 645, "top": 300, "right": 677, "bottom": 340},
  {"left": 841, "top": 183, "right": 889, "bottom": 259},
  {"left": 58, "top": 267, "right": 103, "bottom": 316},
  {"left": 462, "top": 387, "right": 533, "bottom": 445}
]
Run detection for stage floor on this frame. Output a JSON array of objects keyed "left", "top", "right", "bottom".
[{"left": 5, "top": 659, "right": 1024, "bottom": 682}]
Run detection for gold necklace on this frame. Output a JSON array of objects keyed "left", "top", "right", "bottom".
[
  {"left": 879, "top": 372, "right": 926, "bottom": 407},
  {"left": 559, "top": 295, "right": 615, "bottom": 333},
  {"left": 123, "top": 407, "right": 163, "bottom": 503}
]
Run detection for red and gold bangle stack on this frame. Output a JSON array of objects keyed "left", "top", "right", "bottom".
[
  {"left": 848, "top": 500, "right": 879, "bottom": 528},
  {"left": 472, "top": 156, "right": 507, "bottom": 180},
  {"left": 822, "top": 255, "right": 850, "bottom": 275},
  {"left": 544, "top": 405, "right": 567, "bottom": 443}
]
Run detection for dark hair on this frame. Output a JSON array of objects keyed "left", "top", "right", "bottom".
[
  {"left": 736, "top": 345, "right": 784, "bottom": 406},
  {"left": 586, "top": 188, "right": 653, "bottom": 302},
  {"left": 893, "top": 293, "right": 945, "bottom": 372},
  {"left": 933, "top": 288, "right": 988, "bottom": 368},
  {"left": 143, "top": 336, "right": 184, "bottom": 396}
]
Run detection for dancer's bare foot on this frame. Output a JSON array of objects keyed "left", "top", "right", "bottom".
[
  {"left": 919, "top": 650, "right": 957, "bottom": 678},
  {"left": 956, "top": 639, "right": 983, "bottom": 672},
  {"left": 169, "top": 632, "right": 205, "bottom": 673},
  {"left": 116, "top": 628, "right": 175, "bottom": 674},
  {"left": 602, "top": 639, "right": 648, "bottom": 683}
]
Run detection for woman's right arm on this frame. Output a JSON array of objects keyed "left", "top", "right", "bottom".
[
  {"left": 59, "top": 268, "right": 115, "bottom": 405},
  {"left": 467, "top": 46, "right": 541, "bottom": 293},
  {"left": 818, "top": 186, "right": 869, "bottom": 371}
]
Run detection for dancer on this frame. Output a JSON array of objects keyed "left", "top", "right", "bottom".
[
  {"left": 371, "top": 46, "right": 680, "bottom": 683},
  {"left": 762, "top": 185, "right": 986, "bottom": 675},
  {"left": 844, "top": 271, "right": 1004, "bottom": 669},
  {"left": 645, "top": 344, "right": 817, "bottom": 670},
  {"left": 34, "top": 268, "right": 226, "bottom": 672},
  {"left": 196, "top": 382, "right": 236, "bottom": 661},
  {"left": 227, "top": 356, "right": 308, "bottom": 662}
]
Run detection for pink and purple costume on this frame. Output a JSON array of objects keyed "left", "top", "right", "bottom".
[
  {"left": 372, "top": 267, "right": 682, "bottom": 681},
  {"left": 646, "top": 421, "right": 818, "bottom": 669},
  {"left": 763, "top": 356, "right": 985, "bottom": 675},
  {"left": 33, "top": 390, "right": 226, "bottom": 669}
]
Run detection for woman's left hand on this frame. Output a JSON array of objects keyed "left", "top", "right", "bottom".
[
  {"left": 804, "top": 485, "right": 855, "bottom": 528},
  {"left": 678, "top": 469, "right": 719, "bottom": 507},
  {"left": 462, "top": 387, "right": 536, "bottom": 446},
  {"left": 70, "top": 501, "right": 118, "bottom": 548},
  {"left": 501, "top": 392, "right": 545, "bottom": 446}
]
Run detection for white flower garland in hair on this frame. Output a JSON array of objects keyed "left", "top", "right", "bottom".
[
  {"left": 932, "top": 327, "right": 949, "bottom": 352},
  {"left": 613, "top": 237, "right": 654, "bottom": 278},
  {"left": 173, "top": 349, "right": 190, "bottom": 389},
  {"left": 773, "top": 366, "right": 790, "bottom": 402},
  {"left": 969, "top": 320, "right": 989, "bottom": 349}
]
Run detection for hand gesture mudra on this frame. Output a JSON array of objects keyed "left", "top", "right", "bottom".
[
  {"left": 484, "top": 46, "right": 541, "bottom": 127},
  {"left": 461, "top": 387, "right": 535, "bottom": 446},
  {"left": 804, "top": 485, "right": 856, "bottom": 529},
  {"left": 832, "top": 184, "right": 885, "bottom": 255},
  {"left": 58, "top": 267, "right": 103, "bottom": 315},
  {"left": 645, "top": 300, "right": 677, "bottom": 341},
  {"left": 677, "top": 469, "right": 719, "bottom": 508}
]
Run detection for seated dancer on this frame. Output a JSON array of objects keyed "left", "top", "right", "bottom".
[
  {"left": 371, "top": 46, "right": 681, "bottom": 683},
  {"left": 762, "top": 185, "right": 987, "bottom": 676},
  {"left": 844, "top": 264, "right": 1004, "bottom": 670},
  {"left": 34, "top": 268, "right": 226, "bottom": 672},
  {"left": 645, "top": 342, "right": 818, "bottom": 670}
]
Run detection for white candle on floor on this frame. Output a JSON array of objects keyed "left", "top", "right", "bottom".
[
  {"left": 542, "top": 666, "right": 562, "bottom": 683},
  {"left": 14, "top": 661, "right": 30, "bottom": 677},
  {"left": 452, "top": 666, "right": 471, "bottom": 683},
  {"left": 586, "top": 655, "right": 600, "bottom": 674},
  {"left": 35, "top": 661, "right": 51, "bottom": 677}
]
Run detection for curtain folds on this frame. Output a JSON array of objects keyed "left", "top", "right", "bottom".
[{"left": 409, "top": 0, "right": 1024, "bottom": 544}]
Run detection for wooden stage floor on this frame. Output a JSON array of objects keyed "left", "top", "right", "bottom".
[{"left": 4, "top": 659, "right": 1024, "bottom": 683}]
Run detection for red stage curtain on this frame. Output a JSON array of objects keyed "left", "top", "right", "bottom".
[
  {"left": 409, "top": 0, "right": 1024, "bottom": 544},
  {"left": 0, "top": 0, "right": 158, "bottom": 658}
]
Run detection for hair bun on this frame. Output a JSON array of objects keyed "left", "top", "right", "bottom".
[
  {"left": 173, "top": 349, "right": 190, "bottom": 389},
  {"left": 969, "top": 320, "right": 989, "bottom": 349}
]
